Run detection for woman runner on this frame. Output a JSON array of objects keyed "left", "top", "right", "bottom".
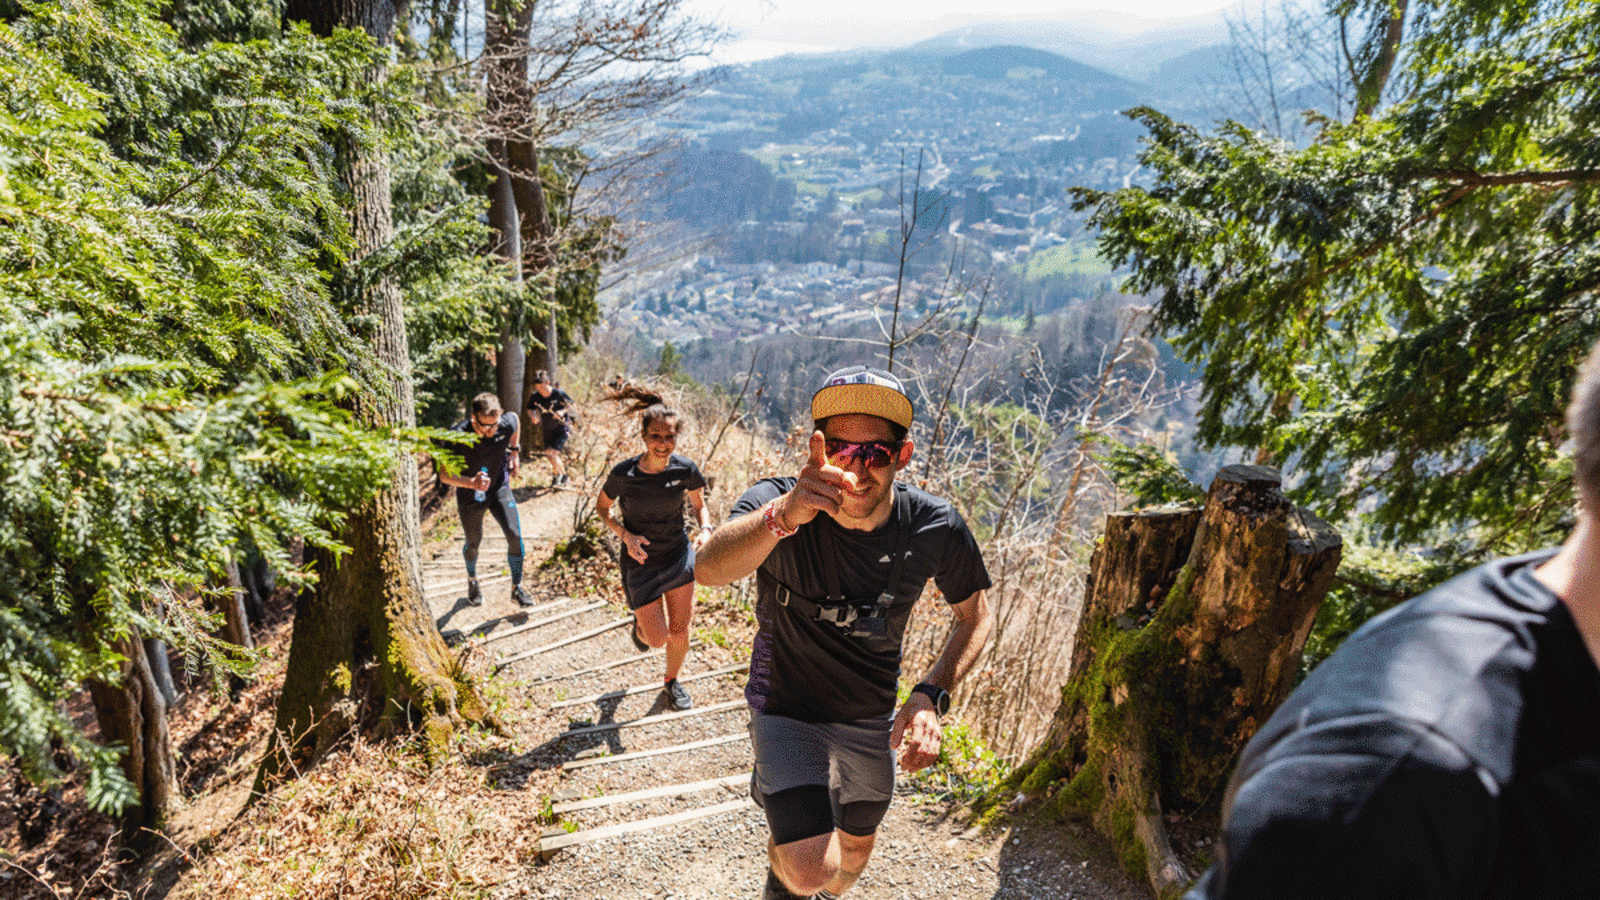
[{"left": 596, "top": 387, "right": 711, "bottom": 710}]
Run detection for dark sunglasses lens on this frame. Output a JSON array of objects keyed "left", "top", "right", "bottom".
[{"left": 826, "top": 440, "right": 894, "bottom": 469}]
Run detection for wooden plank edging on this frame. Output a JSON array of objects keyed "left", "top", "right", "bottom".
[
  {"left": 561, "top": 732, "right": 750, "bottom": 771},
  {"left": 548, "top": 662, "right": 750, "bottom": 710},
  {"left": 557, "top": 698, "right": 746, "bottom": 739},
  {"left": 550, "top": 773, "right": 749, "bottom": 814},
  {"left": 537, "top": 798, "right": 756, "bottom": 853}
]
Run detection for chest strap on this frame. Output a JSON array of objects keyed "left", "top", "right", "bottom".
[{"left": 763, "top": 485, "right": 912, "bottom": 632}]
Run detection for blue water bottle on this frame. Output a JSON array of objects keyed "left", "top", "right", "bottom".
[{"left": 473, "top": 467, "right": 487, "bottom": 502}]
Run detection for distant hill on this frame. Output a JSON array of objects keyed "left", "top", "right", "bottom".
[
  {"left": 723, "top": 9, "right": 1231, "bottom": 81},
  {"left": 904, "top": 12, "right": 1231, "bottom": 81},
  {"left": 939, "top": 45, "right": 1136, "bottom": 87}
]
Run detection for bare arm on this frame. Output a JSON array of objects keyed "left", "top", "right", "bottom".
[
  {"left": 506, "top": 420, "right": 521, "bottom": 479},
  {"left": 697, "top": 431, "right": 851, "bottom": 585},
  {"left": 695, "top": 503, "right": 782, "bottom": 585},
  {"left": 435, "top": 458, "right": 489, "bottom": 492},
  {"left": 688, "top": 487, "right": 712, "bottom": 550},
  {"left": 597, "top": 491, "right": 648, "bottom": 563},
  {"left": 920, "top": 589, "right": 992, "bottom": 692},
  {"left": 892, "top": 589, "right": 994, "bottom": 772}
]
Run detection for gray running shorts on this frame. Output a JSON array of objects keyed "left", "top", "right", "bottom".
[{"left": 748, "top": 710, "right": 895, "bottom": 840}]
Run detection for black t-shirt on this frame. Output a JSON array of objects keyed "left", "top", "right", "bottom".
[
  {"left": 1188, "top": 550, "right": 1600, "bottom": 900},
  {"left": 527, "top": 388, "right": 572, "bottom": 432},
  {"left": 601, "top": 454, "right": 707, "bottom": 561},
  {"left": 731, "top": 476, "right": 992, "bottom": 723},
  {"left": 444, "top": 412, "right": 517, "bottom": 498}
]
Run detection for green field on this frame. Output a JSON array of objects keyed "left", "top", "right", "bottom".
[{"left": 1022, "top": 238, "right": 1110, "bottom": 279}]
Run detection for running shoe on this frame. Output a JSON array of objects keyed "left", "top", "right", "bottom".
[
  {"left": 760, "top": 868, "right": 806, "bottom": 900},
  {"left": 511, "top": 585, "right": 535, "bottom": 608},
  {"left": 466, "top": 579, "right": 483, "bottom": 606},
  {"left": 630, "top": 621, "right": 649, "bottom": 652},
  {"left": 664, "top": 677, "right": 692, "bottom": 711}
]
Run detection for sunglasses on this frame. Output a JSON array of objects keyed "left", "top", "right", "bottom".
[
  {"left": 473, "top": 415, "right": 500, "bottom": 430},
  {"left": 824, "top": 438, "right": 902, "bottom": 470}
]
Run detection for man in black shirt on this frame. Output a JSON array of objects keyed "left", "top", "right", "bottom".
[
  {"left": 436, "top": 392, "right": 533, "bottom": 607},
  {"left": 526, "top": 369, "right": 573, "bottom": 487},
  {"left": 698, "top": 365, "right": 994, "bottom": 900},
  {"left": 1186, "top": 342, "right": 1600, "bottom": 900}
]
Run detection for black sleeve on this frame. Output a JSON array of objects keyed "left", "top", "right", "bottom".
[
  {"left": 730, "top": 477, "right": 790, "bottom": 519},
  {"left": 932, "top": 504, "right": 991, "bottom": 605},
  {"left": 1192, "top": 719, "right": 1496, "bottom": 900},
  {"left": 684, "top": 459, "right": 707, "bottom": 492}
]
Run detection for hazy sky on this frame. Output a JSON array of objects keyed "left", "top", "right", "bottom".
[{"left": 695, "top": 0, "right": 1243, "bottom": 63}]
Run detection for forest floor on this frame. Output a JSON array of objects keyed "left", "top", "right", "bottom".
[{"left": 0, "top": 424, "right": 1165, "bottom": 900}]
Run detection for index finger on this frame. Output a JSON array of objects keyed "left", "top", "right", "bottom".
[{"left": 807, "top": 430, "right": 827, "bottom": 470}]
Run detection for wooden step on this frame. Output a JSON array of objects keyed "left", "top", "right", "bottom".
[
  {"left": 561, "top": 732, "right": 749, "bottom": 772},
  {"left": 537, "top": 798, "right": 756, "bottom": 857},
  {"left": 549, "top": 662, "right": 749, "bottom": 710},
  {"left": 494, "top": 618, "right": 632, "bottom": 669},
  {"left": 551, "top": 773, "right": 748, "bottom": 814},
  {"left": 557, "top": 698, "right": 746, "bottom": 739},
  {"left": 472, "top": 601, "right": 607, "bottom": 645},
  {"left": 529, "top": 644, "right": 707, "bottom": 685}
]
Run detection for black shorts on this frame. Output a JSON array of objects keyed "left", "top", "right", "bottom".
[
  {"left": 540, "top": 420, "right": 570, "bottom": 452},
  {"left": 620, "top": 540, "right": 695, "bottom": 610}
]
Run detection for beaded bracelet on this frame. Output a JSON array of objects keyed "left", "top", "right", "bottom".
[{"left": 762, "top": 499, "right": 796, "bottom": 539}]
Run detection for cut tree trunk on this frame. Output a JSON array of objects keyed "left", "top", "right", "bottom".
[{"left": 1003, "top": 465, "right": 1342, "bottom": 899}]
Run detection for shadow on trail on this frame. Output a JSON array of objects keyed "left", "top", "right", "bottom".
[
  {"left": 474, "top": 690, "right": 673, "bottom": 791},
  {"left": 436, "top": 600, "right": 535, "bottom": 642}
]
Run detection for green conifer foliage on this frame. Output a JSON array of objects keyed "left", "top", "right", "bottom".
[
  {"left": 0, "top": 2, "right": 400, "bottom": 813},
  {"left": 1076, "top": 0, "right": 1600, "bottom": 555}
]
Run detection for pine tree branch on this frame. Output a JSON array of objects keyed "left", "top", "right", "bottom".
[{"left": 1409, "top": 167, "right": 1600, "bottom": 187}]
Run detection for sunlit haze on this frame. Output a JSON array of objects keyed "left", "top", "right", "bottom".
[{"left": 693, "top": 0, "right": 1245, "bottom": 64}]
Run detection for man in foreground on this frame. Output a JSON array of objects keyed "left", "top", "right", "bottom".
[
  {"left": 697, "top": 365, "right": 994, "bottom": 900},
  {"left": 1187, "top": 342, "right": 1600, "bottom": 899}
]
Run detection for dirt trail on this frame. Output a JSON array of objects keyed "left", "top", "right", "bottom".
[{"left": 427, "top": 476, "right": 1156, "bottom": 900}]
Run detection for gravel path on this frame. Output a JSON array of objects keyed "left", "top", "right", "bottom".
[{"left": 420, "top": 478, "right": 1156, "bottom": 900}]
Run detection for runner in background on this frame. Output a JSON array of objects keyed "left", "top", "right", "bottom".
[
  {"left": 435, "top": 392, "right": 533, "bottom": 608},
  {"left": 597, "top": 385, "right": 712, "bottom": 710},
  {"left": 527, "top": 369, "right": 573, "bottom": 487}
]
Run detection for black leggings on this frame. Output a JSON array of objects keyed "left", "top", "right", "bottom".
[{"left": 458, "top": 483, "right": 524, "bottom": 583}]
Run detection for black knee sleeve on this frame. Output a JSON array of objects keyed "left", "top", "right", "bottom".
[
  {"left": 762, "top": 785, "right": 834, "bottom": 845},
  {"left": 838, "top": 799, "right": 890, "bottom": 837}
]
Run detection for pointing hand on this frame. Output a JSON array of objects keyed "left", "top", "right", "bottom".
[{"left": 780, "top": 430, "right": 854, "bottom": 528}]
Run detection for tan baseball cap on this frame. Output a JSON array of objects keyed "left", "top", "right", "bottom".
[{"left": 810, "top": 365, "right": 913, "bottom": 429}]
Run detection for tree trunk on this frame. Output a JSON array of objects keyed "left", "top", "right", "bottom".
[
  {"left": 1349, "top": 0, "right": 1408, "bottom": 120},
  {"left": 86, "top": 628, "right": 176, "bottom": 846},
  {"left": 509, "top": 136, "right": 557, "bottom": 393},
  {"left": 487, "top": 135, "right": 526, "bottom": 417},
  {"left": 221, "top": 561, "right": 255, "bottom": 652},
  {"left": 1004, "top": 465, "right": 1341, "bottom": 899},
  {"left": 263, "top": 0, "right": 498, "bottom": 790}
]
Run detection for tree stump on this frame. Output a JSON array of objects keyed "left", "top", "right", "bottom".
[{"left": 1002, "top": 465, "right": 1341, "bottom": 898}]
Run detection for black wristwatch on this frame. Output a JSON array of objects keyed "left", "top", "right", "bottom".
[{"left": 911, "top": 682, "right": 951, "bottom": 717}]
